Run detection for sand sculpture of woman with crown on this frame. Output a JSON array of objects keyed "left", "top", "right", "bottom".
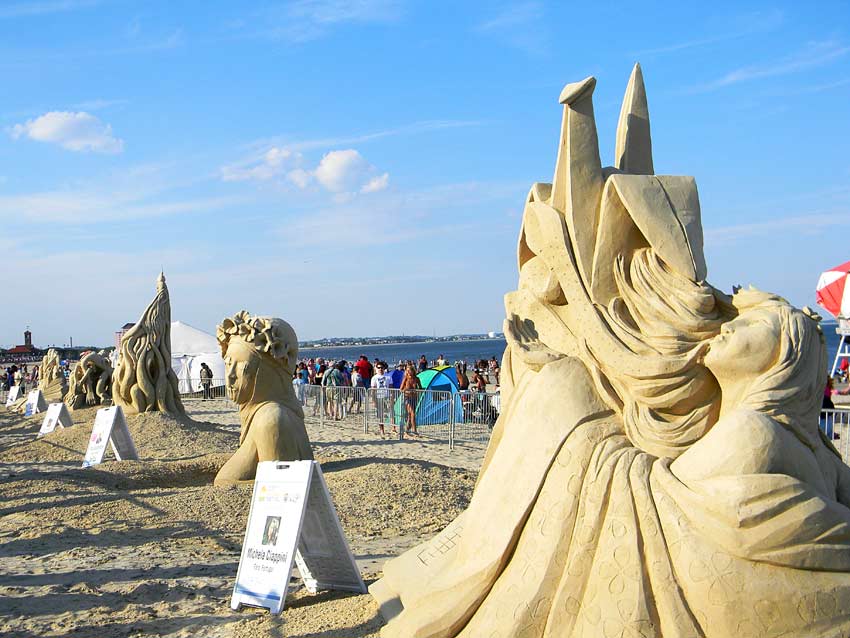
[
  {"left": 213, "top": 311, "right": 313, "bottom": 487},
  {"left": 371, "top": 65, "right": 850, "bottom": 636}
]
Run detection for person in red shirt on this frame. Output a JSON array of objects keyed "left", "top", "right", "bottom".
[{"left": 354, "top": 355, "right": 373, "bottom": 387}]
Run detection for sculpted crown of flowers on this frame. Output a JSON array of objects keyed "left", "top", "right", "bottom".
[{"left": 217, "top": 310, "right": 288, "bottom": 361}]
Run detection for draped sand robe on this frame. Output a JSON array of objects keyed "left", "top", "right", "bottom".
[
  {"left": 371, "top": 66, "right": 850, "bottom": 637},
  {"left": 375, "top": 356, "right": 850, "bottom": 637}
]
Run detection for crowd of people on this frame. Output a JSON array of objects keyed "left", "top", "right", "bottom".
[
  {"left": 290, "top": 354, "right": 501, "bottom": 438},
  {"left": 2, "top": 364, "right": 39, "bottom": 393}
]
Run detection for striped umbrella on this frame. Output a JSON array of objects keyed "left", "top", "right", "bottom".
[{"left": 817, "top": 259, "right": 850, "bottom": 318}]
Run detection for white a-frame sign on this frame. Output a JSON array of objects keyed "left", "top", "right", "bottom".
[
  {"left": 230, "top": 460, "right": 366, "bottom": 614},
  {"left": 4, "top": 385, "right": 20, "bottom": 408},
  {"left": 24, "top": 390, "right": 48, "bottom": 416},
  {"left": 82, "top": 405, "right": 139, "bottom": 468},
  {"left": 38, "top": 402, "right": 74, "bottom": 438}
]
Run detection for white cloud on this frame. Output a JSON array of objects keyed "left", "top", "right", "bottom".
[
  {"left": 632, "top": 10, "right": 784, "bottom": 57},
  {"left": 9, "top": 111, "right": 123, "bottom": 153},
  {"left": 360, "top": 172, "right": 389, "bottom": 193},
  {"left": 475, "top": 2, "right": 547, "bottom": 56},
  {"left": 244, "top": 0, "right": 402, "bottom": 43},
  {"left": 314, "top": 149, "right": 370, "bottom": 192},
  {"left": 0, "top": 189, "right": 249, "bottom": 224},
  {"left": 221, "top": 146, "right": 304, "bottom": 181},
  {"left": 249, "top": 119, "right": 482, "bottom": 153},
  {"left": 690, "top": 41, "right": 850, "bottom": 93},
  {"left": 220, "top": 119, "right": 480, "bottom": 187},
  {"left": 278, "top": 180, "right": 524, "bottom": 250},
  {"left": 705, "top": 211, "right": 850, "bottom": 244},
  {"left": 221, "top": 146, "right": 388, "bottom": 196},
  {"left": 286, "top": 168, "right": 312, "bottom": 188}
]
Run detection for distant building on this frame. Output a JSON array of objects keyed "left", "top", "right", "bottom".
[
  {"left": 115, "top": 322, "right": 135, "bottom": 349},
  {"left": 0, "top": 329, "right": 43, "bottom": 363}
]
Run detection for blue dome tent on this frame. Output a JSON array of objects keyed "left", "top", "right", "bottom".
[{"left": 393, "top": 365, "right": 464, "bottom": 425}]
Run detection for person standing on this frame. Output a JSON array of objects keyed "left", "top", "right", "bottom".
[
  {"left": 400, "top": 364, "right": 421, "bottom": 436},
  {"left": 354, "top": 355, "right": 373, "bottom": 388},
  {"left": 488, "top": 355, "right": 500, "bottom": 385},
  {"left": 349, "top": 365, "right": 365, "bottom": 414},
  {"left": 323, "top": 361, "right": 345, "bottom": 420},
  {"left": 292, "top": 371, "right": 307, "bottom": 405},
  {"left": 418, "top": 355, "right": 428, "bottom": 372},
  {"left": 370, "top": 362, "right": 394, "bottom": 437},
  {"left": 471, "top": 366, "right": 488, "bottom": 422},
  {"left": 199, "top": 362, "right": 213, "bottom": 400},
  {"left": 297, "top": 362, "right": 310, "bottom": 384}
]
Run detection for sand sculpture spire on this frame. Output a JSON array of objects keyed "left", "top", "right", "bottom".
[
  {"left": 550, "top": 76, "right": 603, "bottom": 290},
  {"left": 112, "top": 272, "right": 184, "bottom": 415},
  {"left": 615, "top": 62, "right": 653, "bottom": 175}
]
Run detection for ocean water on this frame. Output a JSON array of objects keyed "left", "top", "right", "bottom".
[
  {"left": 299, "top": 338, "right": 507, "bottom": 367},
  {"left": 825, "top": 321, "right": 844, "bottom": 372},
  {"left": 299, "top": 322, "right": 846, "bottom": 373}
]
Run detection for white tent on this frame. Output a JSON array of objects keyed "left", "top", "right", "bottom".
[{"left": 170, "top": 321, "right": 225, "bottom": 393}]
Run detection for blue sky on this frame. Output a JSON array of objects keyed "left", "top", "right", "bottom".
[{"left": 1, "top": 0, "right": 849, "bottom": 347}]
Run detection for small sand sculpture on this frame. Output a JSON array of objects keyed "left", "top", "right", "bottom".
[
  {"left": 65, "top": 350, "right": 113, "bottom": 410},
  {"left": 371, "top": 64, "right": 850, "bottom": 637},
  {"left": 37, "top": 348, "right": 67, "bottom": 403},
  {"left": 113, "top": 272, "right": 184, "bottom": 415},
  {"left": 213, "top": 311, "right": 312, "bottom": 487}
]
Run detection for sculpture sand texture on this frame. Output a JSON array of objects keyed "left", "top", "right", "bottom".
[
  {"left": 213, "top": 311, "right": 313, "bottom": 487},
  {"left": 37, "top": 348, "right": 67, "bottom": 403},
  {"left": 113, "top": 273, "right": 184, "bottom": 415},
  {"left": 65, "top": 350, "right": 113, "bottom": 410},
  {"left": 370, "top": 64, "right": 850, "bottom": 637}
]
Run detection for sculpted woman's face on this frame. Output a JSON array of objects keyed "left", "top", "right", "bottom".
[
  {"left": 224, "top": 338, "right": 258, "bottom": 405},
  {"left": 704, "top": 308, "right": 780, "bottom": 382}
]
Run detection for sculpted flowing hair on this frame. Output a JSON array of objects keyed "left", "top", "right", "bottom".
[{"left": 577, "top": 248, "right": 733, "bottom": 458}]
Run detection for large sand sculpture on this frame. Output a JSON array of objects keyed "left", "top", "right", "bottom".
[
  {"left": 213, "top": 311, "right": 312, "bottom": 487},
  {"left": 371, "top": 64, "right": 850, "bottom": 636},
  {"left": 37, "top": 348, "right": 67, "bottom": 402},
  {"left": 113, "top": 273, "right": 184, "bottom": 415},
  {"left": 65, "top": 350, "right": 113, "bottom": 410}
]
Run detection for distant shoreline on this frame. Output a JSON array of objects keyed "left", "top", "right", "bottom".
[{"left": 299, "top": 337, "right": 506, "bottom": 351}]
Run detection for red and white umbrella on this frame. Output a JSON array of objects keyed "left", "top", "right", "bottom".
[{"left": 817, "top": 259, "right": 850, "bottom": 318}]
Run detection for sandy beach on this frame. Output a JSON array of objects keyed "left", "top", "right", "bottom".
[{"left": 0, "top": 399, "right": 487, "bottom": 637}]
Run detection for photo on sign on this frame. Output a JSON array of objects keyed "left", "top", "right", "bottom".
[
  {"left": 44, "top": 417, "right": 56, "bottom": 430},
  {"left": 262, "top": 516, "right": 281, "bottom": 546},
  {"left": 91, "top": 430, "right": 105, "bottom": 445}
]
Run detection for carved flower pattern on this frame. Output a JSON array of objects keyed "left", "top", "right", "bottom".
[{"left": 217, "top": 310, "right": 289, "bottom": 362}]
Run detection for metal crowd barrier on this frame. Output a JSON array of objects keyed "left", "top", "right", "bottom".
[
  {"left": 178, "top": 378, "right": 229, "bottom": 400},
  {"left": 178, "top": 378, "right": 501, "bottom": 451},
  {"left": 820, "top": 409, "right": 850, "bottom": 464}
]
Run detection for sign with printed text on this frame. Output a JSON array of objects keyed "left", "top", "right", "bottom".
[
  {"left": 230, "top": 460, "right": 365, "bottom": 614},
  {"left": 38, "top": 402, "right": 74, "bottom": 438},
  {"left": 24, "top": 390, "right": 47, "bottom": 416},
  {"left": 5, "top": 385, "right": 20, "bottom": 408},
  {"left": 82, "top": 405, "right": 139, "bottom": 468}
]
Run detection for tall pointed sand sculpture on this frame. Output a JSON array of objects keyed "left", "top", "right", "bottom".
[
  {"left": 213, "top": 311, "right": 312, "bottom": 487},
  {"left": 65, "top": 350, "right": 113, "bottom": 410},
  {"left": 38, "top": 348, "right": 67, "bottom": 402},
  {"left": 371, "top": 64, "right": 850, "bottom": 637},
  {"left": 113, "top": 273, "right": 184, "bottom": 415}
]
